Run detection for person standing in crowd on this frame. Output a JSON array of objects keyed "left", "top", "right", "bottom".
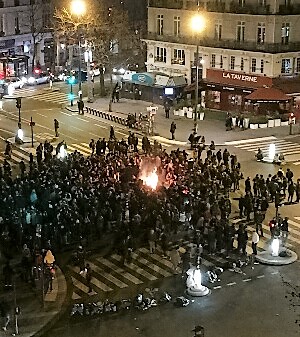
[
  {"left": 164, "top": 101, "right": 170, "bottom": 118},
  {"left": 287, "top": 181, "right": 295, "bottom": 204},
  {"left": 296, "top": 178, "right": 300, "bottom": 203},
  {"left": 251, "top": 230, "right": 259, "bottom": 255},
  {"left": 77, "top": 100, "right": 85, "bottom": 114},
  {"left": 89, "top": 139, "right": 95, "bottom": 156},
  {"left": 281, "top": 217, "right": 289, "bottom": 246},
  {"left": 170, "top": 121, "right": 176, "bottom": 140},
  {"left": 54, "top": 119, "right": 59, "bottom": 137},
  {"left": 85, "top": 263, "right": 93, "bottom": 293}
]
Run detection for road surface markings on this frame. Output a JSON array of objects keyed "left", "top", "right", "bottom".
[
  {"left": 227, "top": 282, "right": 237, "bottom": 286},
  {"left": 242, "top": 278, "right": 252, "bottom": 282},
  {"left": 213, "top": 286, "right": 222, "bottom": 289},
  {"left": 76, "top": 117, "right": 89, "bottom": 123},
  {"left": 271, "top": 271, "right": 279, "bottom": 275},
  {"left": 60, "top": 111, "right": 72, "bottom": 116},
  {"left": 256, "top": 275, "right": 265, "bottom": 279},
  {"left": 225, "top": 136, "right": 277, "bottom": 145},
  {"left": 70, "top": 126, "right": 84, "bottom": 131},
  {"left": 36, "top": 113, "right": 47, "bottom": 117},
  {"left": 95, "top": 123, "right": 107, "bottom": 129}
]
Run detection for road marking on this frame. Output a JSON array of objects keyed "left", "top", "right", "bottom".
[
  {"left": 257, "top": 275, "right": 265, "bottom": 279},
  {"left": 226, "top": 282, "right": 237, "bottom": 286},
  {"left": 70, "top": 126, "right": 84, "bottom": 131},
  {"left": 60, "top": 111, "right": 72, "bottom": 116},
  {"left": 225, "top": 136, "right": 276, "bottom": 145},
  {"left": 77, "top": 117, "right": 89, "bottom": 122},
  {"left": 213, "top": 286, "right": 222, "bottom": 289},
  {"left": 37, "top": 113, "right": 47, "bottom": 117},
  {"left": 115, "top": 130, "right": 128, "bottom": 136},
  {"left": 294, "top": 217, "right": 300, "bottom": 221},
  {"left": 95, "top": 124, "right": 107, "bottom": 129},
  {"left": 242, "top": 278, "right": 252, "bottom": 282},
  {"left": 271, "top": 271, "right": 279, "bottom": 275}
]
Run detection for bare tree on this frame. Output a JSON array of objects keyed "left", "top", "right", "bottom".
[
  {"left": 22, "top": 0, "right": 52, "bottom": 72},
  {"left": 53, "top": 3, "right": 142, "bottom": 96}
]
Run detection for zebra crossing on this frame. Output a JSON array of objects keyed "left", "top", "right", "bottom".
[
  {"left": 225, "top": 136, "right": 300, "bottom": 165},
  {"left": 69, "top": 216, "right": 300, "bottom": 300},
  {"left": 0, "top": 137, "right": 174, "bottom": 166},
  {"left": 4, "top": 87, "right": 74, "bottom": 105}
]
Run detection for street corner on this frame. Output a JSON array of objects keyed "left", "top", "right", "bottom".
[{"left": 151, "top": 135, "right": 188, "bottom": 146}]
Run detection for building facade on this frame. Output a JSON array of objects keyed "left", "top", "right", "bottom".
[
  {"left": 144, "top": 0, "right": 300, "bottom": 111},
  {"left": 0, "top": 0, "right": 52, "bottom": 77}
]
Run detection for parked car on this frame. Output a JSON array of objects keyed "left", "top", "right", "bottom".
[
  {"left": 5, "top": 77, "right": 25, "bottom": 89},
  {"left": 27, "top": 72, "right": 49, "bottom": 85}
]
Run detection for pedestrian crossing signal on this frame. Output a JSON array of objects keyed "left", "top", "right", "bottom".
[
  {"left": 68, "top": 93, "right": 75, "bottom": 101},
  {"left": 16, "top": 97, "right": 21, "bottom": 109},
  {"left": 68, "top": 76, "right": 76, "bottom": 85}
]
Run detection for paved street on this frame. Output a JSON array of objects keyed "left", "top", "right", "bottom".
[{"left": 0, "top": 83, "right": 300, "bottom": 337}]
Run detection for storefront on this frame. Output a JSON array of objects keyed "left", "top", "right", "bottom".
[
  {"left": 0, "top": 55, "right": 29, "bottom": 79},
  {"left": 121, "top": 72, "right": 186, "bottom": 104},
  {"left": 204, "top": 69, "right": 273, "bottom": 112}
]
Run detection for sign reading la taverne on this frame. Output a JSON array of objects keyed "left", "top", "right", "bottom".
[{"left": 206, "top": 69, "right": 272, "bottom": 88}]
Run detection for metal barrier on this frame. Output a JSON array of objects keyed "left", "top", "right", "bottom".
[{"left": 86, "top": 106, "right": 128, "bottom": 127}]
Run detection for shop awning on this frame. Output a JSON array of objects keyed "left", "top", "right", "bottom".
[{"left": 245, "top": 87, "right": 290, "bottom": 102}]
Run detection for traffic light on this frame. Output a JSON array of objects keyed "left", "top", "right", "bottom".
[
  {"left": 16, "top": 97, "right": 21, "bottom": 109},
  {"left": 67, "top": 76, "right": 76, "bottom": 85}
]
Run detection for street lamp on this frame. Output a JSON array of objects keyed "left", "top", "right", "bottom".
[
  {"left": 191, "top": 13, "right": 206, "bottom": 133},
  {"left": 70, "top": 0, "right": 86, "bottom": 97},
  {"left": 70, "top": 0, "right": 86, "bottom": 17}
]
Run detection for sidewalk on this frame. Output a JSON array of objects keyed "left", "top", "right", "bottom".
[
  {"left": 0, "top": 257, "right": 68, "bottom": 337},
  {"left": 66, "top": 97, "right": 300, "bottom": 145}
]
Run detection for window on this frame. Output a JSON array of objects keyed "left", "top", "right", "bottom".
[
  {"left": 281, "top": 23, "right": 290, "bottom": 45},
  {"left": 239, "top": 0, "right": 246, "bottom": 6},
  {"left": 258, "top": 0, "right": 266, "bottom": 5},
  {"left": 174, "top": 16, "right": 180, "bottom": 36},
  {"left": 241, "top": 57, "right": 244, "bottom": 71},
  {"left": 260, "top": 59, "right": 264, "bottom": 73},
  {"left": 257, "top": 23, "right": 266, "bottom": 44},
  {"left": 211, "top": 54, "right": 216, "bottom": 68},
  {"left": 251, "top": 58, "right": 256, "bottom": 72},
  {"left": 230, "top": 56, "right": 235, "bottom": 70},
  {"left": 281, "top": 58, "right": 291, "bottom": 74},
  {"left": 14, "top": 0, "right": 20, "bottom": 5},
  {"left": 155, "top": 47, "right": 166, "bottom": 63},
  {"left": 215, "top": 21, "right": 222, "bottom": 40},
  {"left": 220, "top": 55, "right": 223, "bottom": 68},
  {"left": 237, "top": 21, "right": 245, "bottom": 42},
  {"left": 157, "top": 15, "right": 164, "bottom": 35},
  {"left": 296, "top": 58, "right": 300, "bottom": 73},
  {"left": 15, "top": 15, "right": 19, "bottom": 34},
  {"left": 173, "top": 49, "right": 185, "bottom": 65}
]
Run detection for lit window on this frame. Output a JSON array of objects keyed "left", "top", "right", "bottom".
[
  {"left": 155, "top": 47, "right": 166, "bottom": 63},
  {"left": 157, "top": 15, "right": 164, "bottom": 35},
  {"left": 211, "top": 54, "right": 216, "bottom": 68},
  {"left": 251, "top": 58, "right": 256, "bottom": 72},
  {"left": 230, "top": 56, "right": 235, "bottom": 70}
]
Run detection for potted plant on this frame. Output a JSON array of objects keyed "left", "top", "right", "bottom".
[{"left": 280, "top": 113, "right": 289, "bottom": 126}]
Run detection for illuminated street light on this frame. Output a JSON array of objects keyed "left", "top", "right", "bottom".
[
  {"left": 191, "top": 13, "right": 206, "bottom": 133},
  {"left": 70, "top": 0, "right": 86, "bottom": 16}
]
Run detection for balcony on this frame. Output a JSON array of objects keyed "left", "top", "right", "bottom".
[
  {"left": 154, "top": 56, "right": 166, "bottom": 62},
  {"left": 229, "top": 2, "right": 270, "bottom": 15},
  {"left": 148, "top": 0, "right": 183, "bottom": 9},
  {"left": 146, "top": 32, "right": 300, "bottom": 54},
  {"left": 206, "top": 1, "right": 225, "bottom": 13},
  {"left": 171, "top": 58, "right": 185, "bottom": 65},
  {"left": 185, "top": 1, "right": 206, "bottom": 11},
  {"left": 278, "top": 4, "right": 300, "bottom": 15}
]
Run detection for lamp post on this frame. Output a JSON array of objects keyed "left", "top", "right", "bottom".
[
  {"left": 70, "top": 0, "right": 86, "bottom": 101},
  {"left": 191, "top": 13, "right": 206, "bottom": 134}
]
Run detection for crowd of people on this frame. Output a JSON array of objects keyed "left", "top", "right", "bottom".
[{"left": 0, "top": 126, "right": 299, "bottom": 286}]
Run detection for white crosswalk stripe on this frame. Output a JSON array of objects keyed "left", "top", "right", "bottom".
[
  {"left": 28, "top": 91, "right": 75, "bottom": 105},
  {"left": 225, "top": 136, "right": 300, "bottom": 165},
  {"left": 3, "top": 87, "right": 41, "bottom": 99}
]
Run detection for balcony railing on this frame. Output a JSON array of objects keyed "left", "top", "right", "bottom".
[
  {"left": 229, "top": 2, "right": 270, "bottom": 15},
  {"left": 154, "top": 56, "right": 166, "bottom": 62},
  {"left": 278, "top": 4, "right": 300, "bottom": 15},
  {"left": 171, "top": 58, "right": 185, "bottom": 65},
  {"left": 148, "top": 0, "right": 184, "bottom": 9},
  {"left": 146, "top": 32, "right": 300, "bottom": 54},
  {"left": 206, "top": 1, "right": 225, "bottom": 13}
]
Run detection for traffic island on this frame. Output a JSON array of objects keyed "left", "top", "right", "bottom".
[
  {"left": 186, "top": 266, "right": 210, "bottom": 297},
  {"left": 256, "top": 238, "right": 298, "bottom": 266}
]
